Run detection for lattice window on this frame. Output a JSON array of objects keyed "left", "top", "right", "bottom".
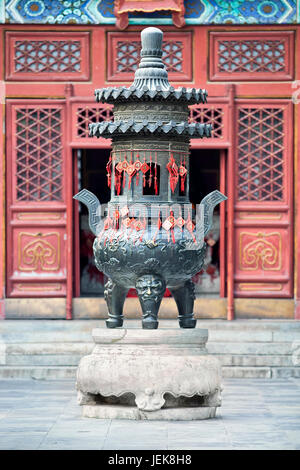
[
  {"left": 108, "top": 32, "right": 192, "bottom": 82},
  {"left": 189, "top": 106, "right": 224, "bottom": 139},
  {"left": 6, "top": 32, "right": 90, "bottom": 81},
  {"left": 210, "top": 32, "right": 294, "bottom": 81},
  {"left": 15, "top": 40, "right": 81, "bottom": 73},
  {"left": 116, "top": 41, "right": 141, "bottom": 73},
  {"left": 237, "top": 107, "right": 284, "bottom": 202},
  {"left": 116, "top": 40, "right": 183, "bottom": 73},
  {"left": 163, "top": 41, "right": 183, "bottom": 72},
  {"left": 15, "top": 108, "right": 63, "bottom": 202},
  {"left": 218, "top": 40, "right": 285, "bottom": 73},
  {"left": 76, "top": 106, "right": 114, "bottom": 138}
]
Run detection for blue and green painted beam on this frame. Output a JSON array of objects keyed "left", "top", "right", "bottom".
[{"left": 0, "top": 0, "right": 299, "bottom": 25}]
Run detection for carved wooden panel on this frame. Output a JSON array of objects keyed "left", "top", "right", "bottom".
[
  {"left": 8, "top": 227, "right": 67, "bottom": 297},
  {"left": 5, "top": 32, "right": 90, "bottom": 81},
  {"left": 107, "top": 31, "right": 192, "bottom": 81},
  {"left": 235, "top": 227, "right": 291, "bottom": 297},
  {"left": 17, "top": 231, "right": 61, "bottom": 273},
  {"left": 210, "top": 31, "right": 294, "bottom": 81},
  {"left": 239, "top": 230, "right": 282, "bottom": 272}
]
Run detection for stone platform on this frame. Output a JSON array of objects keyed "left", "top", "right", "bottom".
[{"left": 76, "top": 328, "right": 222, "bottom": 420}]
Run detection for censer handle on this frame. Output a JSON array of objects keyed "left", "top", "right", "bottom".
[
  {"left": 200, "top": 190, "right": 227, "bottom": 237},
  {"left": 73, "top": 189, "right": 102, "bottom": 236}
]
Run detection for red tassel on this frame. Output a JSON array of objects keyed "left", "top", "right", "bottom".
[
  {"left": 117, "top": 172, "right": 122, "bottom": 196},
  {"left": 139, "top": 215, "right": 147, "bottom": 242},
  {"left": 152, "top": 211, "right": 161, "bottom": 244},
  {"left": 103, "top": 209, "right": 112, "bottom": 246},
  {"left": 134, "top": 155, "right": 142, "bottom": 187},
  {"left": 179, "top": 154, "right": 187, "bottom": 193},
  {"left": 186, "top": 209, "right": 196, "bottom": 244},
  {"left": 170, "top": 211, "right": 176, "bottom": 244},
  {"left": 106, "top": 153, "right": 112, "bottom": 188},
  {"left": 166, "top": 154, "right": 178, "bottom": 193},
  {"left": 154, "top": 152, "right": 158, "bottom": 195},
  {"left": 126, "top": 164, "right": 136, "bottom": 190},
  {"left": 123, "top": 154, "right": 127, "bottom": 189},
  {"left": 141, "top": 153, "right": 149, "bottom": 187},
  {"left": 148, "top": 153, "right": 152, "bottom": 188}
]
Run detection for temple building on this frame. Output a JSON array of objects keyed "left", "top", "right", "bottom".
[{"left": 0, "top": 0, "right": 300, "bottom": 323}]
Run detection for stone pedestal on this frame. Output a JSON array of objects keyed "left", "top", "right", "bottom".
[{"left": 76, "top": 328, "right": 222, "bottom": 420}]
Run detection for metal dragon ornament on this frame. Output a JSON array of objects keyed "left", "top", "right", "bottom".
[{"left": 74, "top": 27, "right": 227, "bottom": 329}]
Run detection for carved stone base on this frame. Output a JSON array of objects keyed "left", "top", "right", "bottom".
[
  {"left": 76, "top": 328, "right": 222, "bottom": 421},
  {"left": 82, "top": 405, "right": 217, "bottom": 421}
]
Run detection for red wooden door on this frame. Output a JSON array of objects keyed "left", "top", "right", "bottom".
[
  {"left": 6, "top": 101, "right": 68, "bottom": 302},
  {"left": 234, "top": 100, "right": 293, "bottom": 298}
]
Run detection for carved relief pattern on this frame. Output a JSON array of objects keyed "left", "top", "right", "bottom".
[
  {"left": 15, "top": 107, "right": 63, "bottom": 201},
  {"left": 239, "top": 231, "right": 281, "bottom": 271},
  {"left": 114, "top": 102, "right": 188, "bottom": 123},
  {"left": 93, "top": 235, "right": 207, "bottom": 288},
  {"left": 18, "top": 232, "right": 61, "bottom": 272},
  {"left": 237, "top": 107, "right": 284, "bottom": 201}
]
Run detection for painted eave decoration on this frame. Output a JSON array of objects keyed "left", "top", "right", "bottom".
[
  {"left": 114, "top": 0, "right": 185, "bottom": 29},
  {"left": 1, "top": 1, "right": 298, "bottom": 25}
]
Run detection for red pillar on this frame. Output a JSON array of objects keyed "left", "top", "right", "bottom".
[{"left": 226, "top": 84, "right": 235, "bottom": 320}]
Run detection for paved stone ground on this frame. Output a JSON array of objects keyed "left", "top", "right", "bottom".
[{"left": 0, "top": 378, "right": 299, "bottom": 450}]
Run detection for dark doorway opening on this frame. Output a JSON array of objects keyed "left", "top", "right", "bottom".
[
  {"left": 189, "top": 149, "right": 221, "bottom": 297},
  {"left": 77, "top": 148, "right": 110, "bottom": 296},
  {"left": 76, "top": 148, "right": 222, "bottom": 297}
]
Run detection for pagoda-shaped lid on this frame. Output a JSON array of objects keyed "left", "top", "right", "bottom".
[{"left": 95, "top": 27, "right": 208, "bottom": 105}]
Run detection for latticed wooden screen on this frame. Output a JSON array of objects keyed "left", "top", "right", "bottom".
[
  {"left": 189, "top": 106, "right": 224, "bottom": 139},
  {"left": 72, "top": 103, "right": 227, "bottom": 143},
  {"left": 6, "top": 102, "right": 67, "bottom": 299},
  {"left": 210, "top": 32, "right": 294, "bottom": 81},
  {"left": 116, "top": 40, "right": 183, "bottom": 73},
  {"left": 237, "top": 107, "right": 284, "bottom": 202},
  {"left": 76, "top": 105, "right": 114, "bottom": 139},
  {"left": 107, "top": 32, "right": 192, "bottom": 81},
  {"left": 15, "top": 108, "right": 63, "bottom": 202},
  {"left": 234, "top": 101, "right": 293, "bottom": 298},
  {"left": 5, "top": 32, "right": 90, "bottom": 81}
]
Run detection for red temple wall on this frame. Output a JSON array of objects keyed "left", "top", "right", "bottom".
[{"left": 0, "top": 24, "right": 299, "bottom": 319}]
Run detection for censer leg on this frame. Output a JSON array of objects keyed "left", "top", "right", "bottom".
[
  {"left": 104, "top": 278, "right": 128, "bottom": 328},
  {"left": 169, "top": 279, "right": 197, "bottom": 329},
  {"left": 135, "top": 275, "right": 166, "bottom": 330}
]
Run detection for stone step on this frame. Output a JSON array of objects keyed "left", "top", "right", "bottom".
[
  {"left": 0, "top": 325, "right": 299, "bottom": 345},
  {"left": 1, "top": 340, "right": 296, "bottom": 355},
  {"left": 2, "top": 352, "right": 297, "bottom": 368},
  {"left": 0, "top": 366, "right": 77, "bottom": 379},
  {"left": 0, "top": 320, "right": 299, "bottom": 379},
  {"left": 0, "top": 365, "right": 299, "bottom": 379},
  {"left": 2, "top": 346, "right": 299, "bottom": 365}
]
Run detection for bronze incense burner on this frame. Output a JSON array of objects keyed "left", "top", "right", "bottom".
[{"left": 74, "top": 27, "right": 227, "bottom": 329}]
